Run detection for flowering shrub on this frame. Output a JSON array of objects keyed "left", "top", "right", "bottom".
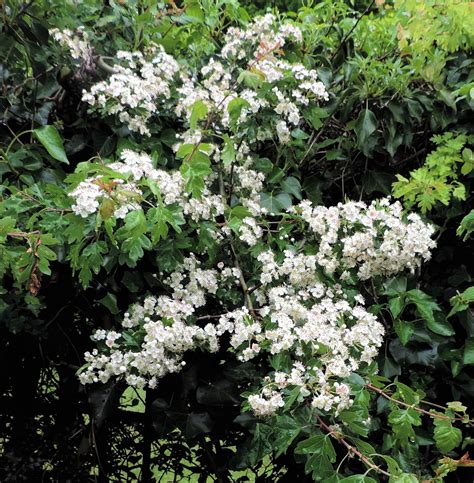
[{"left": 1, "top": 1, "right": 473, "bottom": 481}]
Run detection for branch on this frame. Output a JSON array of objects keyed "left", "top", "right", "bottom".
[
  {"left": 96, "top": 56, "right": 117, "bottom": 74},
  {"left": 330, "top": 0, "right": 376, "bottom": 61},
  {"left": 316, "top": 415, "right": 391, "bottom": 477},
  {"left": 366, "top": 384, "right": 472, "bottom": 423}
]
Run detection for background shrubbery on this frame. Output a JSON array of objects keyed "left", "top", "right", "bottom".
[{"left": 0, "top": 1, "right": 473, "bottom": 481}]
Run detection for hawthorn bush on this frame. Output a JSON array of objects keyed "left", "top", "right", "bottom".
[{"left": 0, "top": 1, "right": 473, "bottom": 481}]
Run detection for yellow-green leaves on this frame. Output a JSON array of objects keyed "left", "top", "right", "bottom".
[
  {"left": 393, "top": 133, "right": 471, "bottom": 213},
  {"left": 178, "top": 143, "right": 212, "bottom": 198}
]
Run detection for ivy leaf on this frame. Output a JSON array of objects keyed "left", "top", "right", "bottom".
[
  {"left": 88, "top": 380, "right": 123, "bottom": 428},
  {"left": 98, "top": 293, "right": 120, "bottom": 314},
  {"left": 273, "top": 415, "right": 302, "bottom": 457},
  {"left": 394, "top": 320, "right": 414, "bottom": 345},
  {"left": 384, "top": 277, "right": 407, "bottom": 297},
  {"left": 405, "top": 289, "right": 454, "bottom": 336},
  {"left": 463, "top": 338, "right": 474, "bottom": 365},
  {"left": 390, "top": 475, "right": 419, "bottom": 483},
  {"left": 281, "top": 176, "right": 302, "bottom": 200},
  {"left": 185, "top": 412, "right": 214, "bottom": 439},
  {"left": 339, "top": 476, "right": 377, "bottom": 483},
  {"left": 34, "top": 125, "right": 69, "bottom": 164},
  {"left": 260, "top": 192, "right": 292, "bottom": 214},
  {"left": 196, "top": 380, "right": 240, "bottom": 406},
  {"left": 355, "top": 108, "right": 378, "bottom": 146},
  {"left": 433, "top": 418, "right": 462, "bottom": 453}
]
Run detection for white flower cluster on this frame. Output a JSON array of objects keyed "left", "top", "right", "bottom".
[
  {"left": 69, "top": 149, "right": 224, "bottom": 222},
  {"left": 174, "top": 14, "right": 328, "bottom": 146},
  {"left": 70, "top": 178, "right": 141, "bottom": 219},
  {"left": 78, "top": 256, "right": 241, "bottom": 387},
  {"left": 239, "top": 217, "right": 263, "bottom": 246},
  {"left": 295, "top": 198, "right": 436, "bottom": 279},
  {"left": 69, "top": 149, "right": 155, "bottom": 219},
  {"left": 79, "top": 197, "right": 435, "bottom": 419},
  {"left": 222, "top": 250, "right": 384, "bottom": 415},
  {"left": 81, "top": 45, "right": 181, "bottom": 135},
  {"left": 65, "top": 16, "right": 437, "bottom": 422},
  {"left": 50, "top": 27, "right": 91, "bottom": 60}
]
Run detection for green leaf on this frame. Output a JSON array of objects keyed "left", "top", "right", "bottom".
[
  {"left": 0, "top": 216, "right": 16, "bottom": 239},
  {"left": 221, "top": 134, "right": 236, "bottom": 166},
  {"left": 388, "top": 407, "right": 421, "bottom": 443},
  {"left": 390, "top": 475, "right": 419, "bottom": 483},
  {"left": 228, "top": 97, "right": 251, "bottom": 126},
  {"left": 433, "top": 418, "right": 462, "bottom": 453},
  {"left": 196, "top": 380, "right": 239, "bottom": 405},
  {"left": 457, "top": 209, "right": 474, "bottom": 240},
  {"left": 384, "top": 277, "right": 407, "bottom": 297},
  {"left": 273, "top": 415, "right": 302, "bottom": 457},
  {"left": 295, "top": 434, "right": 326, "bottom": 455},
  {"left": 179, "top": 146, "right": 212, "bottom": 198},
  {"left": 355, "top": 108, "right": 378, "bottom": 146},
  {"left": 406, "top": 289, "right": 454, "bottom": 336},
  {"left": 463, "top": 339, "right": 474, "bottom": 365},
  {"left": 394, "top": 320, "right": 414, "bottom": 345},
  {"left": 389, "top": 296, "right": 405, "bottom": 319},
  {"left": 34, "top": 125, "right": 69, "bottom": 164},
  {"left": 281, "top": 177, "right": 302, "bottom": 200},
  {"left": 190, "top": 100, "right": 208, "bottom": 131},
  {"left": 306, "top": 452, "right": 334, "bottom": 480},
  {"left": 185, "top": 412, "right": 214, "bottom": 439},
  {"left": 380, "top": 455, "right": 402, "bottom": 476},
  {"left": 237, "top": 70, "right": 264, "bottom": 89},
  {"left": 339, "top": 476, "right": 377, "bottom": 483},
  {"left": 260, "top": 192, "right": 292, "bottom": 214},
  {"left": 98, "top": 293, "right": 120, "bottom": 314}
]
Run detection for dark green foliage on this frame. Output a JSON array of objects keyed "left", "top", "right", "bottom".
[{"left": 1, "top": 0, "right": 473, "bottom": 481}]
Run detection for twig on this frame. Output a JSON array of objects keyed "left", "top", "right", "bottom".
[
  {"left": 330, "top": 0, "right": 376, "bottom": 61},
  {"left": 317, "top": 415, "right": 391, "bottom": 477},
  {"left": 96, "top": 56, "right": 117, "bottom": 74},
  {"left": 366, "top": 384, "right": 472, "bottom": 423}
]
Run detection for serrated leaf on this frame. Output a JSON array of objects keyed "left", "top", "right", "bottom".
[
  {"left": 189, "top": 100, "right": 208, "bottom": 131},
  {"left": 221, "top": 134, "right": 235, "bottom": 166},
  {"left": 390, "top": 474, "right": 419, "bottom": 483},
  {"left": 433, "top": 418, "right": 462, "bottom": 453},
  {"left": 295, "top": 434, "right": 326, "bottom": 455},
  {"left": 339, "top": 476, "right": 377, "bottom": 483}
]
